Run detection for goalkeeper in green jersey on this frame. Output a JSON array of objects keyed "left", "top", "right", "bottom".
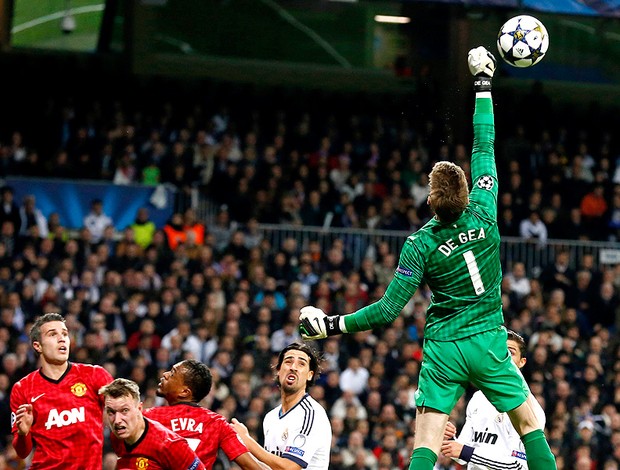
[{"left": 299, "top": 46, "right": 556, "bottom": 470}]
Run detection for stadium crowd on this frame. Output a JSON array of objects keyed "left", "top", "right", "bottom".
[{"left": 0, "top": 79, "right": 619, "bottom": 469}]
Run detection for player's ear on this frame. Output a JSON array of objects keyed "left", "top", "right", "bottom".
[
  {"left": 32, "top": 341, "right": 42, "bottom": 353},
  {"left": 307, "top": 371, "right": 314, "bottom": 381}
]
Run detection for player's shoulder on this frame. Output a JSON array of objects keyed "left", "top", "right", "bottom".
[
  {"left": 263, "top": 406, "right": 280, "bottom": 423},
  {"left": 296, "top": 395, "right": 331, "bottom": 430},
  {"left": 146, "top": 416, "right": 185, "bottom": 441},
  {"left": 467, "top": 390, "right": 502, "bottom": 418},
  {"left": 71, "top": 362, "right": 113, "bottom": 382},
  {"left": 467, "top": 390, "right": 491, "bottom": 411},
  {"left": 147, "top": 403, "right": 223, "bottom": 422},
  {"left": 12, "top": 368, "right": 44, "bottom": 390},
  {"left": 406, "top": 221, "right": 438, "bottom": 248},
  {"left": 10, "top": 371, "right": 35, "bottom": 396},
  {"left": 143, "top": 405, "right": 164, "bottom": 419},
  {"left": 71, "top": 362, "right": 107, "bottom": 374},
  {"left": 304, "top": 395, "right": 329, "bottom": 417},
  {"left": 13, "top": 369, "right": 39, "bottom": 385}
]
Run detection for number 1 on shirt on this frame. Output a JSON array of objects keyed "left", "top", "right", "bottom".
[{"left": 463, "top": 250, "right": 485, "bottom": 295}]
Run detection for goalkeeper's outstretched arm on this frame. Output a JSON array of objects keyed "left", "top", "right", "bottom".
[{"left": 299, "top": 239, "right": 424, "bottom": 340}]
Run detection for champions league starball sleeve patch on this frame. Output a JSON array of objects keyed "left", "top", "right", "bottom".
[{"left": 477, "top": 175, "right": 494, "bottom": 190}]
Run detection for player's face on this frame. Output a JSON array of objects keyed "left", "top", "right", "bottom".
[
  {"left": 105, "top": 395, "right": 144, "bottom": 444},
  {"left": 507, "top": 339, "right": 526, "bottom": 370},
  {"left": 34, "top": 321, "right": 70, "bottom": 365},
  {"left": 277, "top": 350, "right": 314, "bottom": 395},
  {"left": 157, "top": 361, "right": 186, "bottom": 400}
]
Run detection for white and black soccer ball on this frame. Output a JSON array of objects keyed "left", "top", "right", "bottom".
[{"left": 497, "top": 15, "right": 549, "bottom": 68}]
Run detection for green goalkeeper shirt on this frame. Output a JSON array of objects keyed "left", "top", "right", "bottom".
[{"left": 343, "top": 96, "right": 502, "bottom": 341}]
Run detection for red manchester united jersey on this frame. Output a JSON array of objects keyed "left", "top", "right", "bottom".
[
  {"left": 111, "top": 417, "right": 205, "bottom": 470},
  {"left": 10, "top": 362, "right": 113, "bottom": 469},
  {"left": 144, "top": 403, "right": 248, "bottom": 467}
]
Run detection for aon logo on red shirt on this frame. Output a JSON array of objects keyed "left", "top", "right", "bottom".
[{"left": 45, "top": 407, "right": 85, "bottom": 430}]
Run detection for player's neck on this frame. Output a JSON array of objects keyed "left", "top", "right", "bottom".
[
  {"left": 126, "top": 417, "right": 146, "bottom": 445},
  {"left": 40, "top": 360, "right": 70, "bottom": 380},
  {"left": 280, "top": 389, "right": 306, "bottom": 414}
]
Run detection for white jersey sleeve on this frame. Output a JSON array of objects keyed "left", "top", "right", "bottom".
[
  {"left": 262, "top": 394, "right": 332, "bottom": 470},
  {"left": 456, "top": 391, "right": 532, "bottom": 470}
]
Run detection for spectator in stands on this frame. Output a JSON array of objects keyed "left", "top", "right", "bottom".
[
  {"left": 162, "top": 213, "right": 186, "bottom": 251},
  {"left": 589, "top": 281, "right": 619, "bottom": 331},
  {"left": 130, "top": 207, "right": 156, "bottom": 250},
  {"left": 0, "top": 187, "right": 20, "bottom": 240},
  {"left": 519, "top": 209, "right": 547, "bottom": 245},
  {"left": 608, "top": 189, "right": 620, "bottom": 241},
  {"left": 580, "top": 183, "right": 609, "bottom": 240},
  {"left": 339, "top": 357, "right": 369, "bottom": 397},
  {"left": 341, "top": 430, "right": 378, "bottom": 469},
  {"left": 83, "top": 199, "right": 113, "bottom": 244},
  {"left": 18, "top": 195, "right": 48, "bottom": 240},
  {"left": 112, "top": 149, "right": 137, "bottom": 185},
  {"left": 0, "top": 221, "right": 16, "bottom": 258},
  {"left": 182, "top": 207, "right": 205, "bottom": 245},
  {"left": 270, "top": 319, "right": 301, "bottom": 353},
  {"left": 504, "top": 262, "right": 532, "bottom": 302},
  {"left": 539, "top": 249, "right": 575, "bottom": 298}
]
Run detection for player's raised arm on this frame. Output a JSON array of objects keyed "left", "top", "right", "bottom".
[{"left": 468, "top": 46, "right": 499, "bottom": 218}]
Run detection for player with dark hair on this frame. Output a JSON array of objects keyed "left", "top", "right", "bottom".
[
  {"left": 144, "top": 359, "right": 263, "bottom": 469},
  {"left": 232, "top": 342, "right": 332, "bottom": 469},
  {"left": 298, "top": 47, "right": 556, "bottom": 470},
  {"left": 10, "top": 312, "right": 113, "bottom": 469},
  {"left": 100, "top": 377, "right": 205, "bottom": 470},
  {"left": 441, "top": 330, "right": 546, "bottom": 468}
]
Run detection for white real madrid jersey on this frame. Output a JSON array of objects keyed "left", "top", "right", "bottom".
[
  {"left": 456, "top": 390, "right": 546, "bottom": 470},
  {"left": 262, "top": 394, "right": 332, "bottom": 469}
]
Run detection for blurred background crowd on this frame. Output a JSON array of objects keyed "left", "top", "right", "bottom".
[{"left": 0, "top": 77, "right": 619, "bottom": 470}]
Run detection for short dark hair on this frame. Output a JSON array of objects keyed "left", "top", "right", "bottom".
[
  {"left": 507, "top": 329, "right": 527, "bottom": 357},
  {"left": 181, "top": 359, "right": 212, "bottom": 402},
  {"left": 275, "top": 342, "right": 321, "bottom": 391},
  {"left": 30, "top": 313, "right": 65, "bottom": 344}
]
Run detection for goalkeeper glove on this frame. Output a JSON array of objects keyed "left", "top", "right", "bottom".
[
  {"left": 468, "top": 46, "right": 496, "bottom": 92},
  {"left": 299, "top": 306, "right": 343, "bottom": 340}
]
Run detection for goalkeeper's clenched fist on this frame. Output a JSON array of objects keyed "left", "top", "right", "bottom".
[
  {"left": 298, "top": 306, "right": 344, "bottom": 340},
  {"left": 468, "top": 45, "right": 496, "bottom": 92}
]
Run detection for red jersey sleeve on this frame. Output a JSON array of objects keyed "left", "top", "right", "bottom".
[
  {"left": 164, "top": 436, "right": 205, "bottom": 470},
  {"left": 90, "top": 365, "right": 113, "bottom": 405},
  {"left": 215, "top": 416, "right": 249, "bottom": 461},
  {"left": 9, "top": 381, "right": 33, "bottom": 458},
  {"left": 9, "top": 380, "right": 25, "bottom": 425}
]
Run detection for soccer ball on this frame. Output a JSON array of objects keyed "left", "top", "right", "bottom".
[{"left": 497, "top": 15, "right": 549, "bottom": 68}]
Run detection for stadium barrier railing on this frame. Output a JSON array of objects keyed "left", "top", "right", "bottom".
[{"left": 250, "top": 224, "right": 620, "bottom": 276}]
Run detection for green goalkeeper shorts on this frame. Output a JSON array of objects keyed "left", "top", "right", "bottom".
[{"left": 415, "top": 326, "right": 528, "bottom": 414}]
